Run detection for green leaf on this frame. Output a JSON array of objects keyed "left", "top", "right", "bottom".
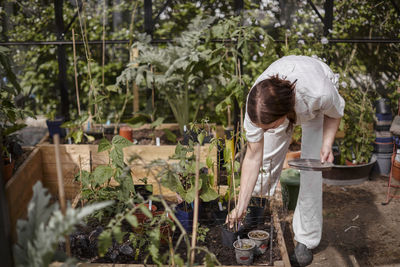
[
  {"left": 98, "top": 138, "right": 112, "bottom": 152},
  {"left": 92, "top": 165, "right": 114, "bottom": 185},
  {"left": 72, "top": 130, "right": 84, "bottom": 144},
  {"left": 206, "top": 156, "right": 213, "bottom": 169},
  {"left": 163, "top": 129, "right": 177, "bottom": 143},
  {"left": 151, "top": 117, "right": 164, "bottom": 128},
  {"left": 85, "top": 134, "right": 95, "bottom": 143},
  {"left": 98, "top": 231, "right": 112, "bottom": 256},
  {"left": 138, "top": 204, "right": 153, "bottom": 219},
  {"left": 125, "top": 214, "right": 138, "bottom": 228},
  {"left": 112, "top": 227, "right": 124, "bottom": 244},
  {"left": 112, "top": 135, "right": 133, "bottom": 147},
  {"left": 197, "top": 132, "right": 205, "bottom": 145}
]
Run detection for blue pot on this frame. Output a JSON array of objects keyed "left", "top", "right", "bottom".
[
  {"left": 376, "top": 113, "right": 392, "bottom": 122},
  {"left": 46, "top": 117, "right": 66, "bottom": 138},
  {"left": 375, "top": 137, "right": 393, "bottom": 143},
  {"left": 175, "top": 203, "right": 193, "bottom": 233}
]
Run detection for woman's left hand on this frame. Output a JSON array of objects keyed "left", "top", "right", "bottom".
[{"left": 320, "top": 144, "right": 334, "bottom": 163}]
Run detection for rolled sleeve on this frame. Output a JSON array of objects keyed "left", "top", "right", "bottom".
[
  {"left": 244, "top": 112, "right": 264, "bottom": 142},
  {"left": 321, "top": 79, "right": 345, "bottom": 118}
]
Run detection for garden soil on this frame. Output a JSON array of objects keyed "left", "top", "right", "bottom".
[{"left": 282, "top": 175, "right": 400, "bottom": 267}]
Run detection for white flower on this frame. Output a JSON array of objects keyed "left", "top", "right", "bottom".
[
  {"left": 258, "top": 51, "right": 264, "bottom": 56},
  {"left": 274, "top": 22, "right": 281, "bottom": 28},
  {"left": 296, "top": 31, "right": 302, "bottom": 36},
  {"left": 307, "top": 33, "right": 314, "bottom": 38},
  {"left": 341, "top": 81, "right": 348, "bottom": 88},
  {"left": 259, "top": 35, "right": 264, "bottom": 40},
  {"left": 271, "top": 6, "right": 280, "bottom": 12},
  {"left": 261, "top": 43, "right": 266, "bottom": 48},
  {"left": 321, "top": 37, "right": 329, "bottom": 44},
  {"left": 252, "top": 55, "right": 258, "bottom": 61},
  {"left": 298, "top": 39, "right": 305, "bottom": 45},
  {"left": 196, "top": 1, "right": 201, "bottom": 8}
]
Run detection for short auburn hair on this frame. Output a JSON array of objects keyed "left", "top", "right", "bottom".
[{"left": 247, "top": 75, "right": 297, "bottom": 132}]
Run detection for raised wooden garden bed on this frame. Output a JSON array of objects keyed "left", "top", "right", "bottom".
[{"left": 6, "top": 143, "right": 290, "bottom": 266}]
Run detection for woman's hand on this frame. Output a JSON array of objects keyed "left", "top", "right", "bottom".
[
  {"left": 320, "top": 144, "right": 334, "bottom": 163},
  {"left": 225, "top": 206, "right": 247, "bottom": 229}
]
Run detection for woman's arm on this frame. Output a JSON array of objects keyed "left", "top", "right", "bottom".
[
  {"left": 226, "top": 139, "right": 264, "bottom": 228},
  {"left": 321, "top": 115, "right": 341, "bottom": 163}
]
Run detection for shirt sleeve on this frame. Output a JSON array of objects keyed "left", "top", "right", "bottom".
[
  {"left": 320, "top": 76, "right": 345, "bottom": 118},
  {"left": 244, "top": 112, "right": 264, "bottom": 142}
]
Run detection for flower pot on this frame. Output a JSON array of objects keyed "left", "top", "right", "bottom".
[
  {"left": 244, "top": 206, "right": 265, "bottom": 228},
  {"left": 323, "top": 155, "right": 377, "bottom": 185},
  {"left": 375, "top": 98, "right": 391, "bottom": 114},
  {"left": 391, "top": 160, "right": 400, "bottom": 182},
  {"left": 220, "top": 225, "right": 241, "bottom": 247},
  {"left": 134, "top": 203, "right": 157, "bottom": 223},
  {"left": 175, "top": 203, "right": 193, "bottom": 233},
  {"left": 212, "top": 209, "right": 228, "bottom": 225},
  {"left": 233, "top": 239, "right": 256, "bottom": 265},
  {"left": 372, "top": 153, "right": 392, "bottom": 176},
  {"left": 280, "top": 169, "right": 300, "bottom": 210},
  {"left": 46, "top": 117, "right": 66, "bottom": 138},
  {"left": 373, "top": 142, "right": 394, "bottom": 153},
  {"left": 376, "top": 113, "right": 393, "bottom": 122},
  {"left": 284, "top": 150, "right": 301, "bottom": 169},
  {"left": 248, "top": 230, "right": 270, "bottom": 255},
  {"left": 2, "top": 158, "right": 15, "bottom": 183},
  {"left": 119, "top": 126, "right": 133, "bottom": 142}
]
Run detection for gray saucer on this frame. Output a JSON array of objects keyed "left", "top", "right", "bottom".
[{"left": 288, "top": 159, "right": 334, "bottom": 171}]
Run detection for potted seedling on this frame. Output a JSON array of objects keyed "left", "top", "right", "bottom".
[
  {"left": 62, "top": 113, "right": 95, "bottom": 144},
  {"left": 248, "top": 229, "right": 270, "bottom": 255},
  {"left": 233, "top": 238, "right": 256, "bottom": 265},
  {"left": 154, "top": 129, "right": 219, "bottom": 233},
  {"left": 45, "top": 108, "right": 66, "bottom": 139}
]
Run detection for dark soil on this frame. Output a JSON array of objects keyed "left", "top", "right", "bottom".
[{"left": 69, "top": 199, "right": 282, "bottom": 265}]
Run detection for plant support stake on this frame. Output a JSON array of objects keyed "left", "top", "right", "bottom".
[
  {"left": 72, "top": 28, "right": 81, "bottom": 116},
  {"left": 53, "top": 134, "right": 71, "bottom": 256},
  {"left": 190, "top": 144, "right": 201, "bottom": 265}
]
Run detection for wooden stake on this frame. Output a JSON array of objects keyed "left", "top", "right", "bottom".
[
  {"left": 72, "top": 29, "right": 81, "bottom": 116},
  {"left": 190, "top": 144, "right": 201, "bottom": 265},
  {"left": 53, "top": 134, "right": 71, "bottom": 256},
  {"left": 101, "top": 0, "right": 106, "bottom": 87},
  {"left": 227, "top": 105, "right": 231, "bottom": 129}
]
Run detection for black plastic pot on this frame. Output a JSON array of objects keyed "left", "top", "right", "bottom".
[
  {"left": 244, "top": 206, "right": 265, "bottom": 228},
  {"left": 46, "top": 117, "right": 66, "bottom": 138},
  {"left": 212, "top": 209, "right": 228, "bottom": 225},
  {"left": 375, "top": 98, "right": 391, "bottom": 114},
  {"left": 376, "top": 113, "right": 393, "bottom": 122},
  {"left": 220, "top": 225, "right": 241, "bottom": 247},
  {"left": 375, "top": 124, "right": 391, "bottom": 132},
  {"left": 182, "top": 130, "right": 213, "bottom": 145}
]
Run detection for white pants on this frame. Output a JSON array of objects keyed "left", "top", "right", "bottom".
[{"left": 253, "top": 115, "right": 323, "bottom": 249}]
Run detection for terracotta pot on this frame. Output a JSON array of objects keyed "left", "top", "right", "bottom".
[
  {"left": 392, "top": 160, "right": 400, "bottom": 182},
  {"left": 2, "top": 158, "right": 15, "bottom": 183},
  {"left": 119, "top": 126, "right": 133, "bottom": 142},
  {"left": 134, "top": 203, "right": 157, "bottom": 223},
  {"left": 284, "top": 150, "right": 301, "bottom": 169}
]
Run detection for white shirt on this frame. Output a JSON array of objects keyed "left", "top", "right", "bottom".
[{"left": 244, "top": 55, "right": 345, "bottom": 143}]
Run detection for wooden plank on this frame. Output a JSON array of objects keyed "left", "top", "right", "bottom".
[{"left": 5, "top": 147, "right": 43, "bottom": 242}]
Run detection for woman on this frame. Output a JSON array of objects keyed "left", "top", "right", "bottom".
[{"left": 226, "top": 55, "right": 345, "bottom": 266}]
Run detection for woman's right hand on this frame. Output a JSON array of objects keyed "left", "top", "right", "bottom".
[{"left": 225, "top": 206, "right": 247, "bottom": 229}]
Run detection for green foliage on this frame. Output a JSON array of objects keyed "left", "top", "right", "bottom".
[
  {"left": 13, "top": 181, "right": 112, "bottom": 267},
  {"left": 196, "top": 225, "right": 210, "bottom": 243},
  {"left": 117, "top": 16, "right": 218, "bottom": 134},
  {"left": 75, "top": 135, "right": 134, "bottom": 220},
  {"left": 338, "top": 82, "right": 375, "bottom": 164}
]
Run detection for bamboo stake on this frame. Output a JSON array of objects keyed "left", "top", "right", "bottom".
[
  {"left": 190, "top": 144, "right": 201, "bottom": 265},
  {"left": 101, "top": 0, "right": 106, "bottom": 87},
  {"left": 72, "top": 29, "right": 81, "bottom": 116},
  {"left": 53, "top": 134, "right": 71, "bottom": 256},
  {"left": 227, "top": 105, "right": 231, "bottom": 129}
]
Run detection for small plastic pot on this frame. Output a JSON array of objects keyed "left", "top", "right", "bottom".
[
  {"left": 248, "top": 230, "right": 270, "bottom": 255},
  {"left": 212, "top": 209, "right": 228, "bottom": 225},
  {"left": 46, "top": 117, "right": 66, "bottom": 138},
  {"left": 233, "top": 239, "right": 256, "bottom": 265},
  {"left": 244, "top": 206, "right": 265, "bottom": 228},
  {"left": 220, "top": 224, "right": 243, "bottom": 247},
  {"left": 119, "top": 126, "right": 133, "bottom": 142}
]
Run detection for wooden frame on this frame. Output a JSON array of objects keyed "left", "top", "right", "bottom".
[{"left": 6, "top": 143, "right": 290, "bottom": 266}]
